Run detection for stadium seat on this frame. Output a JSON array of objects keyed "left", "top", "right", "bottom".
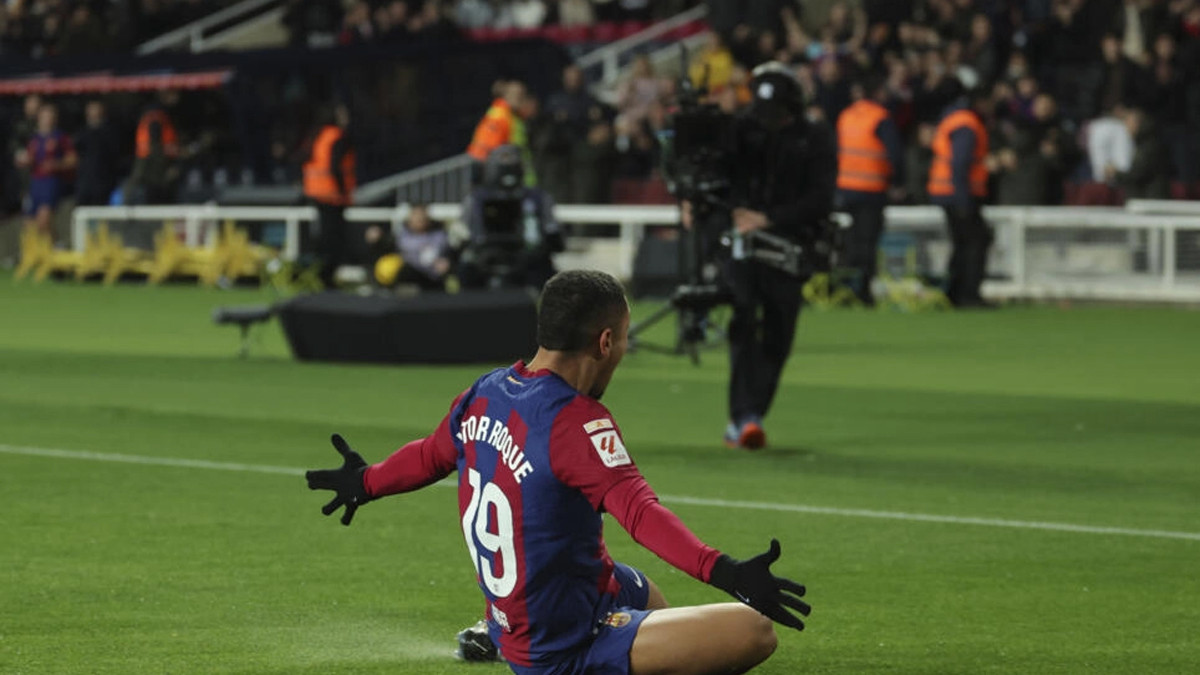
[
  {"left": 616, "top": 21, "right": 648, "bottom": 39},
  {"left": 559, "top": 26, "right": 589, "bottom": 44},
  {"left": 1070, "top": 181, "right": 1124, "bottom": 206},
  {"left": 611, "top": 178, "right": 676, "bottom": 205},
  {"left": 592, "top": 22, "right": 620, "bottom": 42}
]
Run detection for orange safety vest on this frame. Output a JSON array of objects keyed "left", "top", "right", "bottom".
[
  {"left": 466, "top": 98, "right": 514, "bottom": 161},
  {"left": 135, "top": 109, "right": 179, "bottom": 159},
  {"left": 927, "top": 109, "right": 989, "bottom": 198},
  {"left": 836, "top": 100, "right": 892, "bottom": 193},
  {"left": 303, "top": 126, "right": 356, "bottom": 206}
]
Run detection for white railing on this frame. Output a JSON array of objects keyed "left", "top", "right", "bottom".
[
  {"left": 353, "top": 154, "right": 476, "bottom": 206},
  {"left": 70, "top": 204, "right": 1200, "bottom": 302},
  {"left": 136, "top": 0, "right": 281, "bottom": 54},
  {"left": 576, "top": 4, "right": 709, "bottom": 84},
  {"left": 1125, "top": 199, "right": 1200, "bottom": 215}
]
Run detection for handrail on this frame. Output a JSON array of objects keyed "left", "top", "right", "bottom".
[
  {"left": 199, "top": 7, "right": 287, "bottom": 52},
  {"left": 353, "top": 153, "right": 476, "bottom": 206},
  {"left": 1126, "top": 199, "right": 1200, "bottom": 215},
  {"left": 136, "top": 0, "right": 281, "bottom": 55},
  {"left": 576, "top": 4, "right": 709, "bottom": 83}
]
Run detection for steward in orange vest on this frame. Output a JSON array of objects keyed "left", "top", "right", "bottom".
[
  {"left": 837, "top": 101, "right": 902, "bottom": 197},
  {"left": 927, "top": 89, "right": 994, "bottom": 308},
  {"left": 303, "top": 124, "right": 356, "bottom": 207},
  {"left": 466, "top": 97, "right": 516, "bottom": 162},
  {"left": 302, "top": 104, "right": 355, "bottom": 289},
  {"left": 835, "top": 74, "right": 905, "bottom": 305},
  {"left": 466, "top": 80, "right": 528, "bottom": 183},
  {"left": 927, "top": 103, "right": 989, "bottom": 205},
  {"left": 135, "top": 108, "right": 179, "bottom": 159}
]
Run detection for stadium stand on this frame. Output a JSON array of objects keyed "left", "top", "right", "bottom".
[{"left": 2, "top": 0, "right": 1199, "bottom": 301}]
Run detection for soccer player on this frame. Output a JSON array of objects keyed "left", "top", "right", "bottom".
[{"left": 306, "top": 270, "right": 810, "bottom": 674}]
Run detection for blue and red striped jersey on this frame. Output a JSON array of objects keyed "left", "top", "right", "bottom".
[{"left": 364, "top": 361, "right": 721, "bottom": 668}]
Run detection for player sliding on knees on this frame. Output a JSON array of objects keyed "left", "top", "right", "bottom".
[{"left": 306, "top": 270, "right": 810, "bottom": 675}]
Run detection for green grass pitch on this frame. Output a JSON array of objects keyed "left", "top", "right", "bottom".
[{"left": 1, "top": 273, "right": 1198, "bottom": 674}]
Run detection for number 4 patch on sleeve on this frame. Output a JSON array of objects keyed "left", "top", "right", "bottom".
[{"left": 590, "top": 429, "right": 631, "bottom": 468}]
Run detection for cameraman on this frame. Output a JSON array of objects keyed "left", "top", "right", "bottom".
[
  {"left": 457, "top": 145, "right": 564, "bottom": 291},
  {"left": 685, "top": 62, "right": 837, "bottom": 450}
]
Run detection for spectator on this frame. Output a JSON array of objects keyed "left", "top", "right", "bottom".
[
  {"left": 995, "top": 94, "right": 1078, "bottom": 205},
  {"left": 1086, "top": 104, "right": 1135, "bottom": 182},
  {"left": 617, "top": 54, "right": 666, "bottom": 124},
  {"left": 8, "top": 94, "right": 42, "bottom": 210},
  {"left": 57, "top": 4, "right": 107, "bottom": 55},
  {"left": 74, "top": 101, "right": 122, "bottom": 207},
  {"left": 1110, "top": 107, "right": 1170, "bottom": 199},
  {"left": 1141, "top": 32, "right": 1195, "bottom": 180},
  {"left": 1096, "top": 32, "right": 1139, "bottom": 115},
  {"left": 16, "top": 104, "right": 76, "bottom": 241},
  {"left": 454, "top": 0, "right": 495, "bottom": 29},
  {"left": 813, "top": 56, "right": 851, "bottom": 123},
  {"left": 572, "top": 115, "right": 616, "bottom": 204},
  {"left": 509, "top": 0, "right": 549, "bottom": 29},
  {"left": 690, "top": 32, "right": 735, "bottom": 92},
  {"left": 540, "top": 65, "right": 603, "bottom": 202},
  {"left": 557, "top": 0, "right": 596, "bottom": 27},
  {"left": 612, "top": 116, "right": 657, "bottom": 180},
  {"left": 366, "top": 203, "right": 454, "bottom": 292},
  {"left": 338, "top": 1, "right": 374, "bottom": 44},
  {"left": 964, "top": 13, "right": 1000, "bottom": 88}
]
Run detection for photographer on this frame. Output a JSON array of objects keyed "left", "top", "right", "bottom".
[
  {"left": 684, "top": 62, "right": 837, "bottom": 450},
  {"left": 457, "top": 145, "right": 564, "bottom": 291}
]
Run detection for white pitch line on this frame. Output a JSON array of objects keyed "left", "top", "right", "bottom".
[{"left": 3, "top": 443, "right": 1198, "bottom": 542}]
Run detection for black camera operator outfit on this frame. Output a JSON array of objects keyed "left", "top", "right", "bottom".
[{"left": 722, "top": 67, "right": 837, "bottom": 449}]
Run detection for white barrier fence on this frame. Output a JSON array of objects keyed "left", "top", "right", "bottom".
[{"left": 70, "top": 203, "right": 1200, "bottom": 303}]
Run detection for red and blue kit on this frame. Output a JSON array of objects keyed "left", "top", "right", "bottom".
[{"left": 363, "top": 361, "right": 722, "bottom": 669}]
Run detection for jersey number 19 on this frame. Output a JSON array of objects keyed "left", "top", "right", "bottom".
[{"left": 462, "top": 467, "right": 517, "bottom": 598}]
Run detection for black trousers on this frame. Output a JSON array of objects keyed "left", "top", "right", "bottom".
[
  {"left": 395, "top": 264, "right": 447, "bottom": 292},
  {"left": 843, "top": 201, "right": 886, "bottom": 305},
  {"left": 726, "top": 260, "right": 804, "bottom": 424},
  {"left": 942, "top": 204, "right": 992, "bottom": 306},
  {"left": 307, "top": 201, "right": 347, "bottom": 289}
]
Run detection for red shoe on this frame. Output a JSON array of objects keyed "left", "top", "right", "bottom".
[
  {"left": 724, "top": 420, "right": 767, "bottom": 450},
  {"left": 739, "top": 421, "right": 766, "bottom": 450}
]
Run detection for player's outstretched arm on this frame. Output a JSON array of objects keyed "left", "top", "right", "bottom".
[
  {"left": 708, "top": 539, "right": 811, "bottom": 631},
  {"left": 306, "top": 433, "right": 372, "bottom": 526}
]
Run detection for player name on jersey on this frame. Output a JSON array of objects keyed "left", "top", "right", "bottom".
[{"left": 457, "top": 414, "right": 535, "bottom": 483}]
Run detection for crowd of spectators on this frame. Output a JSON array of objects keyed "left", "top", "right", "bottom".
[
  {"left": 529, "top": 0, "right": 1200, "bottom": 207},
  {"left": 281, "top": 0, "right": 703, "bottom": 47},
  {"left": 4, "top": 0, "right": 1200, "bottom": 218},
  {"left": 0, "top": 1, "right": 244, "bottom": 59},
  {"left": 694, "top": 0, "right": 1200, "bottom": 204}
]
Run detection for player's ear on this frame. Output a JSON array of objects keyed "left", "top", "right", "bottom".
[{"left": 597, "top": 326, "right": 613, "bottom": 359}]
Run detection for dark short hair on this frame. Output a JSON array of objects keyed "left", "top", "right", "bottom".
[{"left": 537, "top": 270, "right": 628, "bottom": 352}]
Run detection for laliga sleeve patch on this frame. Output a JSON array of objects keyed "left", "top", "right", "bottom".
[
  {"left": 583, "top": 418, "right": 614, "bottom": 434},
  {"left": 590, "top": 429, "right": 631, "bottom": 468}
]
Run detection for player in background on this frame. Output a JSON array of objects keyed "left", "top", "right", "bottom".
[{"left": 307, "top": 270, "right": 810, "bottom": 675}]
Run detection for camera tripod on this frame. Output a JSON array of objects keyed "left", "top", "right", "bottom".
[
  {"left": 628, "top": 211, "right": 733, "bottom": 365},
  {"left": 628, "top": 209, "right": 814, "bottom": 365}
]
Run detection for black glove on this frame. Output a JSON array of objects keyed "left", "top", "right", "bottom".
[
  {"left": 709, "top": 539, "right": 811, "bottom": 631},
  {"left": 305, "top": 433, "right": 372, "bottom": 526}
]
